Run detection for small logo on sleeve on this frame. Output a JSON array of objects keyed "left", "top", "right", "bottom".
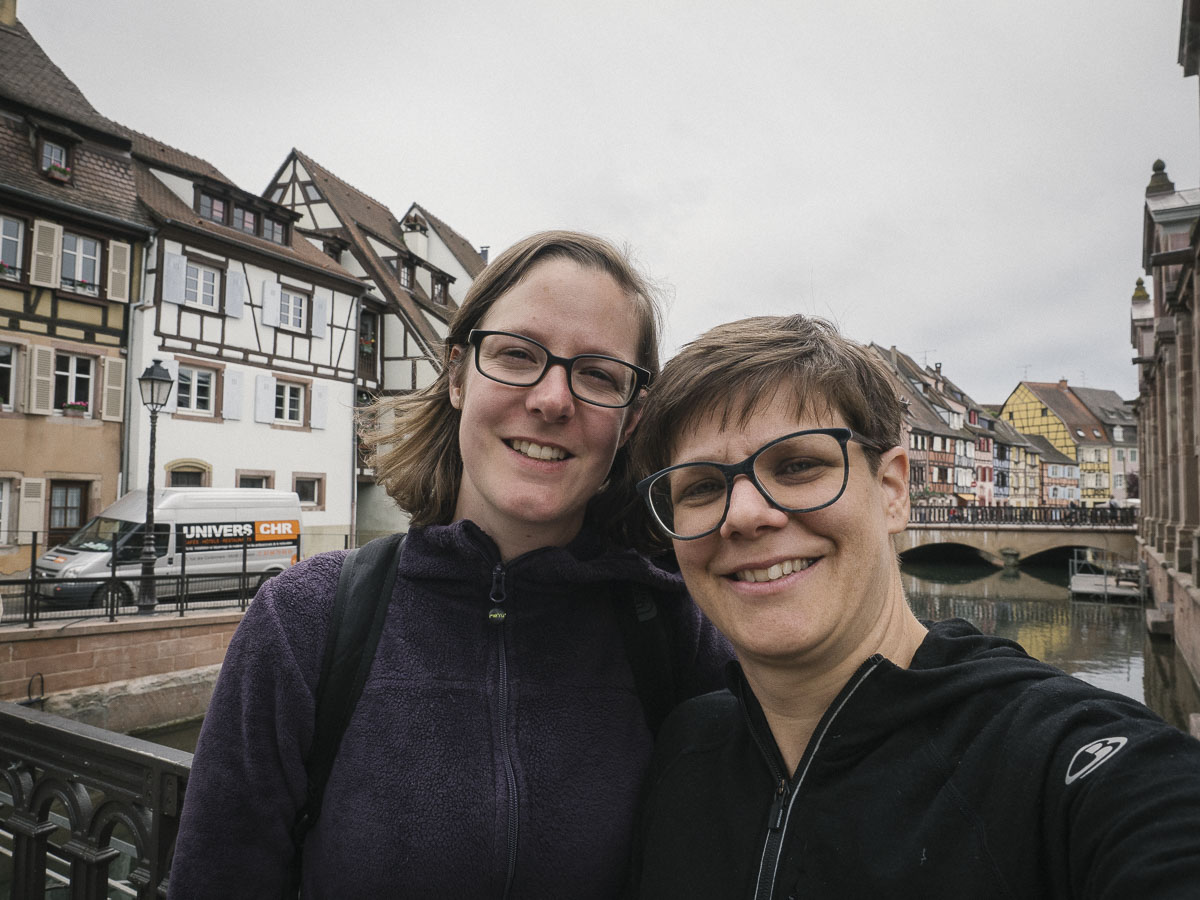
[{"left": 1065, "top": 736, "right": 1128, "bottom": 784}]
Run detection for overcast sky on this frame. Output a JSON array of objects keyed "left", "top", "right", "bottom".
[{"left": 19, "top": 0, "right": 1199, "bottom": 404}]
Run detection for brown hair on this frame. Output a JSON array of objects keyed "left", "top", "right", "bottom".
[
  {"left": 361, "top": 230, "right": 663, "bottom": 536},
  {"left": 628, "top": 314, "right": 904, "bottom": 551}
]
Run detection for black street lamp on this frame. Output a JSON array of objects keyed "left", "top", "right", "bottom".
[{"left": 137, "top": 359, "right": 173, "bottom": 614}]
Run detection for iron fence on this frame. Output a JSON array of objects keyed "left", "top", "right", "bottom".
[
  {"left": 907, "top": 505, "right": 1137, "bottom": 527},
  {"left": 0, "top": 701, "right": 191, "bottom": 899}
]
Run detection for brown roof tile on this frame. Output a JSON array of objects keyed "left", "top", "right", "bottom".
[
  {"left": 411, "top": 202, "right": 487, "bottom": 278},
  {"left": 0, "top": 20, "right": 126, "bottom": 139},
  {"left": 1021, "top": 381, "right": 1108, "bottom": 441}
]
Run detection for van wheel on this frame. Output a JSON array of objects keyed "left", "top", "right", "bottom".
[
  {"left": 256, "top": 571, "right": 280, "bottom": 590},
  {"left": 91, "top": 582, "right": 132, "bottom": 609}
]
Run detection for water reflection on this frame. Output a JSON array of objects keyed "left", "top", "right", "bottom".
[{"left": 902, "top": 560, "right": 1200, "bottom": 734}]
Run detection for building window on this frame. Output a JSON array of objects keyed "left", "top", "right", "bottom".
[
  {"left": 400, "top": 264, "right": 413, "bottom": 289},
  {"left": 1113, "top": 426, "right": 1123, "bottom": 442},
  {"left": 198, "top": 193, "right": 226, "bottom": 223},
  {"left": 41, "top": 140, "right": 67, "bottom": 171},
  {"left": 1130, "top": 449, "right": 1137, "bottom": 463},
  {"left": 263, "top": 218, "right": 286, "bottom": 244},
  {"left": 237, "top": 470, "right": 274, "bottom": 489},
  {"left": 170, "top": 469, "right": 205, "bottom": 487},
  {"left": 185, "top": 262, "right": 221, "bottom": 308},
  {"left": 233, "top": 207, "right": 257, "bottom": 234},
  {"left": 279, "top": 289, "right": 307, "bottom": 331},
  {"left": 1115, "top": 474, "right": 1124, "bottom": 489},
  {"left": 432, "top": 279, "right": 446, "bottom": 304},
  {"left": 0, "top": 344, "right": 12, "bottom": 410},
  {"left": 49, "top": 480, "right": 87, "bottom": 543},
  {"left": 54, "top": 353, "right": 92, "bottom": 413},
  {"left": 293, "top": 473, "right": 325, "bottom": 509},
  {"left": 275, "top": 382, "right": 304, "bottom": 424},
  {"left": 177, "top": 365, "right": 215, "bottom": 414},
  {"left": 1116, "top": 449, "right": 1125, "bottom": 461},
  {"left": 1, "top": 215, "right": 23, "bottom": 281},
  {"left": 61, "top": 233, "right": 100, "bottom": 296}
]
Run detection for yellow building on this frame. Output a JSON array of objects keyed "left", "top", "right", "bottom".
[{"left": 1000, "top": 380, "right": 1113, "bottom": 506}]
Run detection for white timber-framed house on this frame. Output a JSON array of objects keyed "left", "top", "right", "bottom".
[
  {"left": 264, "top": 150, "right": 487, "bottom": 538},
  {"left": 125, "top": 134, "right": 366, "bottom": 555}
]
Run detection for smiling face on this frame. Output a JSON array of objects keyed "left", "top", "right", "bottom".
[
  {"left": 669, "top": 389, "right": 911, "bottom": 671},
  {"left": 449, "top": 257, "right": 643, "bottom": 558}
]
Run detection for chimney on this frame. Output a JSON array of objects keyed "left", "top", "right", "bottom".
[
  {"left": 1146, "top": 159, "right": 1175, "bottom": 196},
  {"left": 1058, "top": 378, "right": 1068, "bottom": 390},
  {"left": 0, "top": 0, "right": 16, "bottom": 28},
  {"left": 479, "top": 245, "right": 489, "bottom": 264}
]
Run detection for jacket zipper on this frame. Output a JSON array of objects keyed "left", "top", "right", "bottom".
[
  {"left": 750, "top": 662, "right": 880, "bottom": 899},
  {"left": 489, "top": 564, "right": 519, "bottom": 899}
]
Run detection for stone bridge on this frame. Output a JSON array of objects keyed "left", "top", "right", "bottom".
[{"left": 899, "top": 506, "right": 1138, "bottom": 565}]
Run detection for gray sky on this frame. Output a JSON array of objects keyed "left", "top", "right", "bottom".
[{"left": 20, "top": 0, "right": 1199, "bottom": 404}]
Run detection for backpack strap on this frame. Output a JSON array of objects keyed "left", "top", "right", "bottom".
[
  {"left": 288, "top": 531, "right": 406, "bottom": 893},
  {"left": 614, "top": 586, "right": 678, "bottom": 736}
]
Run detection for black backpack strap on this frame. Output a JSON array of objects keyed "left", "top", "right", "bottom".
[
  {"left": 288, "top": 531, "right": 405, "bottom": 894},
  {"left": 614, "top": 586, "right": 678, "bottom": 736}
]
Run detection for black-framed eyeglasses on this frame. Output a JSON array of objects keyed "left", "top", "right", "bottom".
[
  {"left": 638, "top": 427, "right": 894, "bottom": 541},
  {"left": 467, "top": 329, "right": 651, "bottom": 409}
]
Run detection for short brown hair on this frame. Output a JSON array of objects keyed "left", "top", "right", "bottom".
[
  {"left": 628, "top": 314, "right": 904, "bottom": 550},
  {"left": 362, "top": 230, "right": 663, "bottom": 534}
]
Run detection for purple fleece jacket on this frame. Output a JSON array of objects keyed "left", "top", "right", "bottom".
[{"left": 167, "top": 519, "right": 731, "bottom": 899}]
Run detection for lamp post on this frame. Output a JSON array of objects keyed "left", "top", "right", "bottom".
[{"left": 137, "top": 359, "right": 173, "bottom": 614}]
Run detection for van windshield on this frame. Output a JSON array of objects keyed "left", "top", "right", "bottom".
[{"left": 64, "top": 517, "right": 141, "bottom": 553}]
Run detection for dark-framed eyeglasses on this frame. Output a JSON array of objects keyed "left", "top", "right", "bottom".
[
  {"left": 638, "top": 427, "right": 894, "bottom": 541},
  {"left": 466, "top": 329, "right": 650, "bottom": 409}
]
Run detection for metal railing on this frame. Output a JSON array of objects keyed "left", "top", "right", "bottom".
[
  {"left": 907, "top": 505, "right": 1136, "bottom": 527},
  {"left": 0, "top": 701, "right": 191, "bottom": 899}
]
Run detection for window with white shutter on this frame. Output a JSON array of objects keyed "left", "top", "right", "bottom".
[
  {"left": 254, "top": 373, "right": 277, "bottom": 423},
  {"left": 226, "top": 269, "right": 246, "bottom": 318},
  {"left": 27, "top": 345, "right": 54, "bottom": 415},
  {"left": 162, "top": 251, "right": 187, "bottom": 304},
  {"left": 261, "top": 281, "right": 281, "bottom": 327},
  {"left": 29, "top": 220, "right": 62, "bottom": 288},
  {"left": 100, "top": 357, "right": 126, "bottom": 421},
  {"left": 106, "top": 240, "right": 131, "bottom": 302},
  {"left": 223, "top": 369, "right": 243, "bottom": 420}
]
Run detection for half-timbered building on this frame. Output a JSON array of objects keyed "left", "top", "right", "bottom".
[
  {"left": 264, "top": 149, "right": 487, "bottom": 537},
  {"left": 0, "top": 14, "right": 152, "bottom": 574},
  {"left": 125, "top": 134, "right": 365, "bottom": 555}
]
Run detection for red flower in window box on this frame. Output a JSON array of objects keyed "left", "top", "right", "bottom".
[{"left": 45, "top": 162, "right": 72, "bottom": 183}]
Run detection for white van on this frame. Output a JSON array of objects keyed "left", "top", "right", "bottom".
[{"left": 34, "top": 488, "right": 302, "bottom": 609}]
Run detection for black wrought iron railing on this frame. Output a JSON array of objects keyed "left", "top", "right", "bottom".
[
  {"left": 907, "top": 505, "right": 1137, "bottom": 527},
  {"left": 0, "top": 702, "right": 191, "bottom": 899}
]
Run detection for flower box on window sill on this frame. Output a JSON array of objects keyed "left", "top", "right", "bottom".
[
  {"left": 62, "top": 402, "right": 88, "bottom": 417},
  {"left": 45, "top": 164, "right": 72, "bottom": 183}
]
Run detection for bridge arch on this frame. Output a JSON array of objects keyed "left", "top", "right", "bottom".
[{"left": 896, "top": 527, "right": 1137, "bottom": 565}]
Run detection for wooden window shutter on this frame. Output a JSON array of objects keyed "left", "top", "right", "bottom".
[
  {"left": 226, "top": 269, "right": 246, "bottom": 318},
  {"left": 162, "top": 251, "right": 187, "bottom": 304},
  {"left": 223, "top": 369, "right": 244, "bottom": 420},
  {"left": 254, "top": 373, "right": 276, "bottom": 423},
  {"left": 261, "top": 281, "right": 281, "bottom": 326},
  {"left": 311, "top": 294, "right": 328, "bottom": 339},
  {"left": 17, "top": 477, "right": 46, "bottom": 545},
  {"left": 29, "top": 220, "right": 62, "bottom": 288},
  {"left": 101, "top": 356, "right": 126, "bottom": 421},
  {"left": 161, "top": 358, "right": 179, "bottom": 414},
  {"left": 27, "top": 345, "right": 55, "bottom": 415},
  {"left": 106, "top": 240, "right": 132, "bottom": 302},
  {"left": 311, "top": 383, "right": 328, "bottom": 429}
]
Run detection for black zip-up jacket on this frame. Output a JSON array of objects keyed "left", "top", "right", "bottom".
[{"left": 634, "top": 618, "right": 1200, "bottom": 900}]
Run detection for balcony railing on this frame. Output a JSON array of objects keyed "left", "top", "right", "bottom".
[{"left": 0, "top": 702, "right": 191, "bottom": 899}]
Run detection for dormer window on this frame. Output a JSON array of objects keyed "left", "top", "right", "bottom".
[
  {"left": 263, "top": 218, "right": 286, "bottom": 244},
  {"left": 400, "top": 263, "right": 413, "bottom": 289},
  {"left": 432, "top": 279, "right": 446, "bottom": 304},
  {"left": 233, "top": 207, "right": 257, "bottom": 234},
  {"left": 198, "top": 193, "right": 226, "bottom": 224},
  {"left": 40, "top": 139, "right": 71, "bottom": 182}
]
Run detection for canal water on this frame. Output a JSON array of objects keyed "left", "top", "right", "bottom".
[
  {"left": 902, "top": 557, "right": 1200, "bottom": 733},
  {"left": 136, "top": 558, "right": 1200, "bottom": 751}
]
